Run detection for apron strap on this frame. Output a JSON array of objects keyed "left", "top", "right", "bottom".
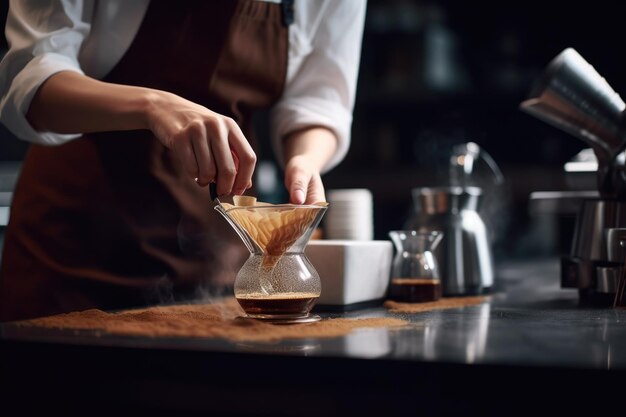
[{"left": 281, "top": 0, "right": 294, "bottom": 26}]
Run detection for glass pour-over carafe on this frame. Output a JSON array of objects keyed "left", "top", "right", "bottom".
[
  {"left": 388, "top": 230, "right": 444, "bottom": 302},
  {"left": 215, "top": 202, "right": 327, "bottom": 323}
]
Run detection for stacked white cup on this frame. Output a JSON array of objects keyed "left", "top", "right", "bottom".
[{"left": 324, "top": 188, "right": 374, "bottom": 240}]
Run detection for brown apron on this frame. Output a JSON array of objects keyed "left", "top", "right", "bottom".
[{"left": 0, "top": 0, "right": 289, "bottom": 321}]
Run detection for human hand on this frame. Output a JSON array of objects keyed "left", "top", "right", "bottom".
[
  {"left": 282, "top": 127, "right": 338, "bottom": 205},
  {"left": 284, "top": 154, "right": 325, "bottom": 204},
  {"left": 146, "top": 91, "right": 256, "bottom": 196},
  {"left": 23, "top": 71, "right": 255, "bottom": 197}
]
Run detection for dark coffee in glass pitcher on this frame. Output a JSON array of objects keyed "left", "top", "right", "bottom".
[
  {"left": 388, "top": 231, "right": 443, "bottom": 303},
  {"left": 388, "top": 278, "right": 442, "bottom": 302}
]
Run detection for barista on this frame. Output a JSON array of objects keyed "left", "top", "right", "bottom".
[{"left": 0, "top": 0, "right": 365, "bottom": 321}]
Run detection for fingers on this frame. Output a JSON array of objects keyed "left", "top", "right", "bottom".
[
  {"left": 205, "top": 117, "right": 237, "bottom": 196},
  {"left": 173, "top": 120, "right": 217, "bottom": 187},
  {"left": 226, "top": 119, "right": 256, "bottom": 195},
  {"left": 170, "top": 116, "right": 255, "bottom": 196},
  {"left": 197, "top": 116, "right": 255, "bottom": 196},
  {"left": 189, "top": 121, "right": 215, "bottom": 186},
  {"left": 306, "top": 174, "right": 326, "bottom": 204},
  {"left": 173, "top": 130, "right": 200, "bottom": 181},
  {"left": 285, "top": 163, "right": 325, "bottom": 205},
  {"left": 149, "top": 94, "right": 255, "bottom": 195}
]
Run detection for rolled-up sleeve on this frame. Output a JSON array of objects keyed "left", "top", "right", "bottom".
[
  {"left": 0, "top": 0, "right": 90, "bottom": 145},
  {"left": 270, "top": 0, "right": 366, "bottom": 173}
]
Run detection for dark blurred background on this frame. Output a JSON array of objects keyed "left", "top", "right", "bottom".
[{"left": 2, "top": 0, "right": 626, "bottom": 262}]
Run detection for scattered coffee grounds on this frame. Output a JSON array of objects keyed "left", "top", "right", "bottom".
[
  {"left": 19, "top": 297, "right": 407, "bottom": 342},
  {"left": 384, "top": 295, "right": 490, "bottom": 313}
]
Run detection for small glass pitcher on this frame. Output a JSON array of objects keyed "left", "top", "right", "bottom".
[{"left": 388, "top": 230, "right": 444, "bottom": 302}]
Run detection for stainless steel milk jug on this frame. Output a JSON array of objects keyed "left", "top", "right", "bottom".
[{"left": 405, "top": 186, "right": 494, "bottom": 296}]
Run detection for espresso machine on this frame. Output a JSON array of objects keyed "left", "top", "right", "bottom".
[{"left": 520, "top": 47, "right": 626, "bottom": 305}]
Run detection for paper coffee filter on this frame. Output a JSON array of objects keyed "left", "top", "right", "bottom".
[{"left": 219, "top": 198, "right": 328, "bottom": 267}]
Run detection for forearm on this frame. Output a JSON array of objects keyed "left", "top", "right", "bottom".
[
  {"left": 283, "top": 126, "right": 338, "bottom": 173},
  {"left": 26, "top": 71, "right": 153, "bottom": 134},
  {"left": 282, "top": 126, "right": 338, "bottom": 204},
  {"left": 25, "top": 70, "right": 255, "bottom": 196}
]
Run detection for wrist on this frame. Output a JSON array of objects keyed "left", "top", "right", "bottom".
[
  {"left": 283, "top": 126, "right": 337, "bottom": 172},
  {"left": 135, "top": 88, "right": 163, "bottom": 130}
]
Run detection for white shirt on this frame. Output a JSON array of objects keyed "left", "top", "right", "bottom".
[{"left": 0, "top": 0, "right": 366, "bottom": 172}]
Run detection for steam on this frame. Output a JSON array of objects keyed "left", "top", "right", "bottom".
[
  {"left": 144, "top": 273, "right": 175, "bottom": 306},
  {"left": 411, "top": 132, "right": 514, "bottom": 257},
  {"left": 162, "top": 211, "right": 247, "bottom": 313}
]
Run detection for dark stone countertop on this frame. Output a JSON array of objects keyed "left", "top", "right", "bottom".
[{"left": 2, "top": 257, "right": 625, "bottom": 416}]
